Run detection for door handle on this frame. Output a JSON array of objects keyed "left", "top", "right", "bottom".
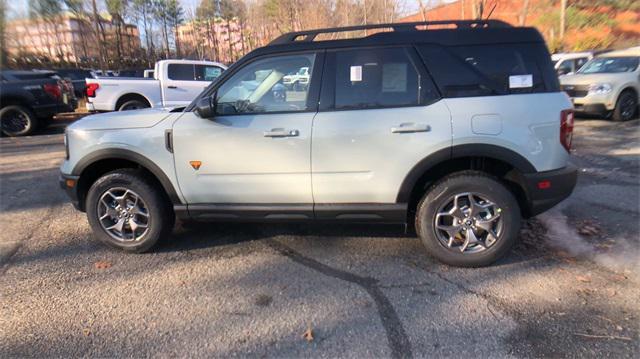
[
  {"left": 391, "top": 123, "right": 431, "bottom": 133},
  {"left": 168, "top": 85, "right": 178, "bottom": 89},
  {"left": 263, "top": 128, "right": 299, "bottom": 137}
]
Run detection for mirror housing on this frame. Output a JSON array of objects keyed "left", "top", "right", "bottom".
[{"left": 195, "top": 95, "right": 216, "bottom": 118}]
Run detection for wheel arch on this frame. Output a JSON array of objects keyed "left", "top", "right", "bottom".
[
  {"left": 115, "top": 93, "right": 152, "bottom": 111},
  {"left": 72, "top": 149, "right": 182, "bottom": 211},
  {"left": 397, "top": 144, "right": 536, "bottom": 218}
]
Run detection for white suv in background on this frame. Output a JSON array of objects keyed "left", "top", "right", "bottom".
[
  {"left": 60, "top": 21, "right": 577, "bottom": 267},
  {"left": 560, "top": 47, "right": 639, "bottom": 121}
]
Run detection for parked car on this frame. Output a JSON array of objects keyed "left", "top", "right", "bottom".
[
  {"left": 117, "top": 69, "right": 146, "bottom": 78},
  {"left": 282, "top": 66, "right": 310, "bottom": 90},
  {"left": 53, "top": 68, "right": 95, "bottom": 98},
  {"left": 560, "top": 46, "right": 639, "bottom": 121},
  {"left": 91, "top": 70, "right": 116, "bottom": 77},
  {"left": 1, "top": 70, "right": 77, "bottom": 136},
  {"left": 85, "top": 59, "right": 227, "bottom": 111},
  {"left": 60, "top": 20, "right": 577, "bottom": 267},
  {"left": 552, "top": 51, "right": 596, "bottom": 76}
]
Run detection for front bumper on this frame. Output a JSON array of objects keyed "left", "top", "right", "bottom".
[
  {"left": 572, "top": 102, "right": 608, "bottom": 116},
  {"left": 521, "top": 165, "right": 578, "bottom": 216},
  {"left": 59, "top": 173, "right": 82, "bottom": 210}
]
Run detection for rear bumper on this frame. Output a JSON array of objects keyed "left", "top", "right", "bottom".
[
  {"left": 521, "top": 165, "right": 578, "bottom": 216},
  {"left": 59, "top": 173, "right": 82, "bottom": 210}
]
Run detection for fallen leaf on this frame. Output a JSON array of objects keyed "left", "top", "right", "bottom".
[
  {"left": 94, "top": 260, "right": 112, "bottom": 269},
  {"left": 82, "top": 328, "right": 91, "bottom": 336},
  {"left": 302, "top": 326, "right": 314, "bottom": 342},
  {"left": 576, "top": 275, "right": 591, "bottom": 283},
  {"left": 607, "top": 288, "right": 617, "bottom": 297}
]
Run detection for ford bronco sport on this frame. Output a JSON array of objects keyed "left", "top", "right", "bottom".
[{"left": 60, "top": 20, "right": 577, "bottom": 267}]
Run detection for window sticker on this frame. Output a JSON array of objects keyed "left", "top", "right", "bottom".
[
  {"left": 509, "top": 74, "right": 533, "bottom": 89},
  {"left": 350, "top": 65, "right": 362, "bottom": 82},
  {"left": 382, "top": 63, "right": 407, "bottom": 92}
]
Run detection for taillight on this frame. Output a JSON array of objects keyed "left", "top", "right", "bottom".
[
  {"left": 43, "top": 83, "right": 62, "bottom": 100},
  {"left": 560, "top": 109, "right": 574, "bottom": 152},
  {"left": 86, "top": 83, "right": 99, "bottom": 97}
]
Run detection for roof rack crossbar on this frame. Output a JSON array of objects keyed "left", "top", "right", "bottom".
[{"left": 269, "top": 20, "right": 512, "bottom": 45}]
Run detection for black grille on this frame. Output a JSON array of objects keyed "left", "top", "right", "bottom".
[{"left": 561, "top": 85, "right": 589, "bottom": 98}]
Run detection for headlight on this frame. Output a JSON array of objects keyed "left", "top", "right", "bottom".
[{"left": 588, "top": 83, "right": 612, "bottom": 95}]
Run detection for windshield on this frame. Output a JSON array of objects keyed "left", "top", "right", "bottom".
[{"left": 577, "top": 57, "right": 639, "bottom": 74}]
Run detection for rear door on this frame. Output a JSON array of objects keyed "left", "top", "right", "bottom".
[
  {"left": 311, "top": 46, "right": 451, "bottom": 206},
  {"left": 163, "top": 63, "right": 224, "bottom": 107}
]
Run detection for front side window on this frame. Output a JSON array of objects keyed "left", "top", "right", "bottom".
[
  {"left": 578, "top": 57, "right": 639, "bottom": 74},
  {"left": 168, "top": 64, "right": 194, "bottom": 80},
  {"left": 215, "top": 53, "right": 315, "bottom": 115},
  {"left": 332, "top": 47, "right": 423, "bottom": 109},
  {"left": 196, "top": 65, "right": 223, "bottom": 81}
]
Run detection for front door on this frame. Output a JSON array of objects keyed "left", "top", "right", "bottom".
[{"left": 172, "top": 52, "right": 321, "bottom": 205}]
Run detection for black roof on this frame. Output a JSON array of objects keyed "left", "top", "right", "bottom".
[{"left": 246, "top": 20, "right": 545, "bottom": 58}]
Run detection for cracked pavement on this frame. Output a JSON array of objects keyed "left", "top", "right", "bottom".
[{"left": 1, "top": 119, "right": 639, "bottom": 357}]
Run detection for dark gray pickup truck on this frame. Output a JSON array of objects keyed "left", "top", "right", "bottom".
[{"left": 0, "top": 70, "right": 77, "bottom": 136}]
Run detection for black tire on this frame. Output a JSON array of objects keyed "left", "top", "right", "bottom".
[
  {"left": 86, "top": 169, "right": 174, "bottom": 253},
  {"left": 415, "top": 171, "right": 521, "bottom": 267},
  {"left": 0, "top": 105, "right": 39, "bottom": 137},
  {"left": 612, "top": 90, "right": 638, "bottom": 122},
  {"left": 118, "top": 99, "right": 150, "bottom": 111}
]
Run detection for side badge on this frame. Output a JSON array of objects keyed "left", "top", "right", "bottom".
[{"left": 190, "top": 161, "right": 202, "bottom": 170}]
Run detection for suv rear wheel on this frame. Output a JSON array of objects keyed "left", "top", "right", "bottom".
[
  {"left": 612, "top": 90, "right": 638, "bottom": 122},
  {"left": 0, "top": 105, "right": 38, "bottom": 137},
  {"left": 415, "top": 171, "right": 521, "bottom": 267},
  {"left": 86, "top": 169, "right": 174, "bottom": 252}
]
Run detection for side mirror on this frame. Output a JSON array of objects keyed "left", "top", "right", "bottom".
[{"left": 195, "top": 95, "right": 216, "bottom": 118}]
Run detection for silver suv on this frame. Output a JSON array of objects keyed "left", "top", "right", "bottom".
[{"left": 60, "top": 20, "right": 577, "bottom": 267}]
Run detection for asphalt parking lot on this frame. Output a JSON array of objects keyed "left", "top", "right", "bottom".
[{"left": 1, "top": 118, "right": 639, "bottom": 357}]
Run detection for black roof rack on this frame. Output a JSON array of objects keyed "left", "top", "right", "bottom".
[{"left": 269, "top": 20, "right": 512, "bottom": 45}]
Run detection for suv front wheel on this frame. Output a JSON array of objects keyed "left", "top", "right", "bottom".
[
  {"left": 86, "top": 169, "right": 174, "bottom": 252},
  {"left": 415, "top": 171, "right": 521, "bottom": 267}
]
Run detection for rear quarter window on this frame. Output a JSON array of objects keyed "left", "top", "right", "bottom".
[{"left": 418, "top": 43, "right": 559, "bottom": 98}]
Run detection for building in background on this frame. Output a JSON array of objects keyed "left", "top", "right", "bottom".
[
  {"left": 177, "top": 18, "right": 245, "bottom": 65},
  {"left": 399, "top": 0, "right": 640, "bottom": 52},
  {"left": 6, "top": 13, "right": 142, "bottom": 67}
]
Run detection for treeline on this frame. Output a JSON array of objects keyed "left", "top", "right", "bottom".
[{"left": 1, "top": 0, "right": 406, "bottom": 70}]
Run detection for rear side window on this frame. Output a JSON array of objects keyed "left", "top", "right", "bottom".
[
  {"left": 168, "top": 64, "right": 194, "bottom": 80},
  {"left": 331, "top": 47, "right": 426, "bottom": 110},
  {"left": 418, "top": 44, "right": 556, "bottom": 97}
]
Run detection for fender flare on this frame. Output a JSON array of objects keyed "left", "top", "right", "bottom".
[
  {"left": 395, "top": 144, "right": 536, "bottom": 203},
  {"left": 72, "top": 148, "right": 182, "bottom": 204},
  {"left": 114, "top": 92, "right": 154, "bottom": 110}
]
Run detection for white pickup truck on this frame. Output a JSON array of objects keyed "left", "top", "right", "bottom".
[{"left": 85, "top": 59, "right": 227, "bottom": 111}]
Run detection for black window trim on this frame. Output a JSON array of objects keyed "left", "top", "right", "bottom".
[
  {"left": 318, "top": 45, "right": 441, "bottom": 113},
  {"left": 192, "top": 50, "right": 325, "bottom": 117}
]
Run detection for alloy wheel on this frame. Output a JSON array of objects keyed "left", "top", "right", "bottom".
[
  {"left": 97, "top": 187, "right": 150, "bottom": 242},
  {"left": 434, "top": 192, "right": 503, "bottom": 254},
  {"left": 1, "top": 109, "right": 30, "bottom": 135}
]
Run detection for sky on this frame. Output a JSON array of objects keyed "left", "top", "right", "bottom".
[{"left": 8, "top": 0, "right": 429, "bottom": 20}]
